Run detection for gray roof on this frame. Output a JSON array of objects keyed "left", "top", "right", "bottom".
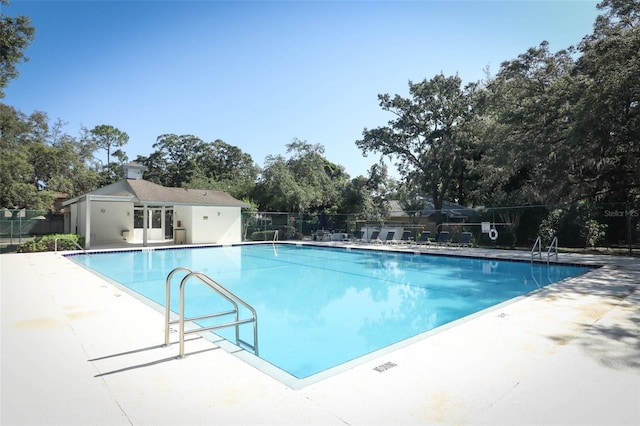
[
  {"left": 421, "top": 197, "right": 478, "bottom": 218},
  {"left": 386, "top": 197, "right": 478, "bottom": 219},
  {"left": 387, "top": 200, "right": 410, "bottom": 217},
  {"left": 125, "top": 179, "right": 248, "bottom": 207},
  {"left": 65, "top": 179, "right": 249, "bottom": 208}
]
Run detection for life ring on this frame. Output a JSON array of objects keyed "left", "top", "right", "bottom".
[{"left": 489, "top": 228, "right": 498, "bottom": 241}]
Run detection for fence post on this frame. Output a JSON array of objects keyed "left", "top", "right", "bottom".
[
  {"left": 627, "top": 202, "right": 632, "bottom": 257},
  {"left": 18, "top": 209, "right": 25, "bottom": 245}
]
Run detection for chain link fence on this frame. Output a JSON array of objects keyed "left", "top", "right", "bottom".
[
  {"left": 2, "top": 203, "right": 638, "bottom": 256},
  {"left": 242, "top": 202, "right": 639, "bottom": 256},
  {"left": 0, "top": 209, "right": 64, "bottom": 253}
]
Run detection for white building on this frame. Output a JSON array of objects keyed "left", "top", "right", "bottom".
[{"left": 62, "top": 163, "right": 249, "bottom": 249}]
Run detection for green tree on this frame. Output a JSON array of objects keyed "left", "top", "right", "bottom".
[
  {"left": 188, "top": 139, "right": 259, "bottom": 199},
  {"left": 393, "top": 180, "right": 426, "bottom": 225},
  {"left": 253, "top": 139, "right": 348, "bottom": 212},
  {"left": 138, "top": 134, "right": 206, "bottom": 187},
  {"left": 339, "top": 163, "right": 394, "bottom": 221},
  {"left": 0, "top": 105, "right": 99, "bottom": 208},
  {"left": 253, "top": 154, "right": 301, "bottom": 211},
  {"left": 364, "top": 163, "right": 394, "bottom": 221},
  {"left": 0, "top": 104, "right": 44, "bottom": 208},
  {"left": 340, "top": 175, "right": 376, "bottom": 217},
  {"left": 47, "top": 130, "right": 99, "bottom": 197},
  {"left": 570, "top": 0, "right": 640, "bottom": 202},
  {"left": 135, "top": 150, "right": 171, "bottom": 186},
  {"left": 470, "top": 0, "right": 640, "bottom": 214},
  {"left": 285, "top": 139, "right": 347, "bottom": 212},
  {"left": 472, "top": 42, "right": 577, "bottom": 206},
  {"left": 139, "top": 135, "right": 258, "bottom": 197},
  {"left": 0, "top": 0, "right": 35, "bottom": 98},
  {"left": 469, "top": 43, "right": 577, "bottom": 245},
  {"left": 356, "top": 74, "right": 476, "bottom": 223},
  {"left": 86, "top": 124, "right": 129, "bottom": 184}
]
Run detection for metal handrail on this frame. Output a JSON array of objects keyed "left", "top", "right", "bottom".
[
  {"left": 547, "top": 236, "right": 558, "bottom": 263},
  {"left": 54, "top": 237, "right": 88, "bottom": 254},
  {"left": 164, "top": 267, "right": 258, "bottom": 358},
  {"left": 164, "top": 267, "right": 192, "bottom": 346},
  {"left": 531, "top": 236, "right": 542, "bottom": 262},
  {"left": 529, "top": 264, "right": 542, "bottom": 288}
]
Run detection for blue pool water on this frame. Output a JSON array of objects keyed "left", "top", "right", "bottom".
[{"left": 69, "top": 244, "right": 590, "bottom": 379}]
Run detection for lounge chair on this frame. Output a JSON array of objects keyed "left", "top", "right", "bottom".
[
  {"left": 456, "top": 232, "right": 472, "bottom": 248},
  {"left": 436, "top": 231, "right": 450, "bottom": 246},
  {"left": 416, "top": 231, "right": 431, "bottom": 245},
  {"left": 384, "top": 231, "right": 396, "bottom": 244},
  {"left": 368, "top": 230, "right": 381, "bottom": 244},
  {"left": 316, "top": 230, "right": 331, "bottom": 241},
  {"left": 398, "top": 230, "right": 412, "bottom": 244},
  {"left": 352, "top": 230, "right": 365, "bottom": 243}
]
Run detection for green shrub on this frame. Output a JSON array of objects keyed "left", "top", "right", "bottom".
[
  {"left": 538, "top": 208, "right": 564, "bottom": 244},
  {"left": 16, "top": 238, "right": 47, "bottom": 253},
  {"left": 17, "top": 234, "right": 84, "bottom": 253},
  {"left": 580, "top": 219, "right": 607, "bottom": 248},
  {"left": 249, "top": 230, "right": 279, "bottom": 241},
  {"left": 279, "top": 225, "right": 302, "bottom": 240}
]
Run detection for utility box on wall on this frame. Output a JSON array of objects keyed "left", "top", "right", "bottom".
[{"left": 174, "top": 228, "right": 186, "bottom": 244}]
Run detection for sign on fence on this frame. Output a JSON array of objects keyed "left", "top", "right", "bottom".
[{"left": 481, "top": 222, "right": 491, "bottom": 233}]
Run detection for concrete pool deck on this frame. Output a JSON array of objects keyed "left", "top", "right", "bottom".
[{"left": 1, "top": 244, "right": 639, "bottom": 425}]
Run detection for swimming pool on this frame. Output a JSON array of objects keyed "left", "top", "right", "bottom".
[{"left": 69, "top": 244, "right": 590, "bottom": 384}]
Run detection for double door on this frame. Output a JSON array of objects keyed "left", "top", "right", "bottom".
[{"left": 133, "top": 206, "right": 173, "bottom": 240}]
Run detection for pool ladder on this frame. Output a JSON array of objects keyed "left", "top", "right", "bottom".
[
  {"left": 164, "top": 267, "right": 258, "bottom": 358},
  {"left": 531, "top": 236, "right": 558, "bottom": 263}
]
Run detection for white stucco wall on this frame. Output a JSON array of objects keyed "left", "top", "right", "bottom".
[
  {"left": 68, "top": 202, "right": 78, "bottom": 235},
  {"left": 89, "top": 201, "right": 133, "bottom": 244},
  {"left": 69, "top": 200, "right": 87, "bottom": 237},
  {"left": 66, "top": 198, "right": 243, "bottom": 247},
  {"left": 174, "top": 205, "right": 242, "bottom": 244}
]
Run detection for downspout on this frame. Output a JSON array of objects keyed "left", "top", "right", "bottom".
[
  {"left": 85, "top": 195, "right": 91, "bottom": 249},
  {"left": 143, "top": 203, "right": 148, "bottom": 247},
  {"left": 161, "top": 205, "right": 166, "bottom": 240}
]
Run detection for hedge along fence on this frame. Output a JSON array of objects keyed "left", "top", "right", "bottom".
[{"left": 16, "top": 234, "right": 85, "bottom": 253}]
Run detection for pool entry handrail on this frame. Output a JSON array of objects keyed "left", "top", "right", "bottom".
[
  {"left": 54, "top": 237, "right": 88, "bottom": 254},
  {"left": 531, "top": 236, "right": 542, "bottom": 262},
  {"left": 531, "top": 236, "right": 559, "bottom": 263},
  {"left": 164, "top": 267, "right": 259, "bottom": 358},
  {"left": 547, "top": 236, "right": 558, "bottom": 263}
]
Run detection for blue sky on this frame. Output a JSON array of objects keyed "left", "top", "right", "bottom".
[{"left": 5, "top": 0, "right": 600, "bottom": 179}]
